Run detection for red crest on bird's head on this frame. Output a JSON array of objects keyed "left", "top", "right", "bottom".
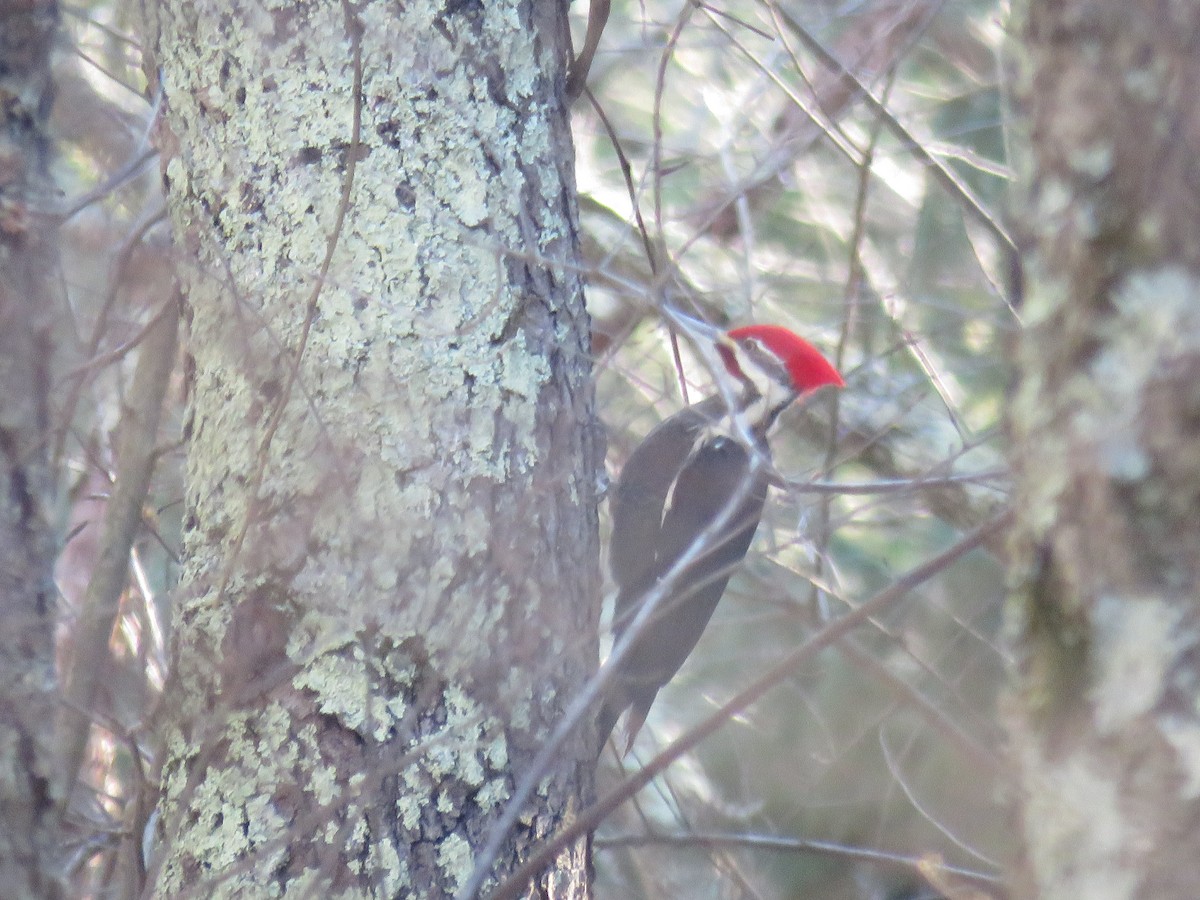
[{"left": 724, "top": 325, "right": 844, "bottom": 394}]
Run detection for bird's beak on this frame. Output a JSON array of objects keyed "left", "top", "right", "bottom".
[{"left": 662, "top": 308, "right": 726, "bottom": 344}]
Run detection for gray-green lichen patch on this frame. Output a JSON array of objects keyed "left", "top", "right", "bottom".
[
  {"left": 1086, "top": 266, "right": 1200, "bottom": 480},
  {"left": 1161, "top": 714, "right": 1200, "bottom": 799},
  {"left": 1068, "top": 142, "right": 1115, "bottom": 181},
  {"left": 155, "top": 705, "right": 297, "bottom": 895},
  {"left": 292, "top": 639, "right": 406, "bottom": 741},
  {"left": 423, "top": 685, "right": 491, "bottom": 782},
  {"left": 1124, "top": 55, "right": 1169, "bottom": 102},
  {"left": 437, "top": 832, "right": 474, "bottom": 895},
  {"left": 1090, "top": 593, "right": 1178, "bottom": 733},
  {"left": 1109, "top": 266, "right": 1200, "bottom": 354},
  {"left": 1020, "top": 746, "right": 1137, "bottom": 900},
  {"left": 1014, "top": 256, "right": 1069, "bottom": 327}
]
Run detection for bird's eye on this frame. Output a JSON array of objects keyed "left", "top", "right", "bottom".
[{"left": 743, "top": 339, "right": 790, "bottom": 385}]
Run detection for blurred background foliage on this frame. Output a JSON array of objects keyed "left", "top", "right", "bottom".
[
  {"left": 49, "top": 0, "right": 1013, "bottom": 896},
  {"left": 575, "top": 0, "right": 1012, "bottom": 897}
]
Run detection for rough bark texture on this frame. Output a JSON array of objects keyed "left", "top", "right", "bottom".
[
  {"left": 148, "top": 1, "right": 598, "bottom": 897},
  {"left": 0, "top": 3, "right": 64, "bottom": 898},
  {"left": 1008, "top": 1, "right": 1200, "bottom": 896}
]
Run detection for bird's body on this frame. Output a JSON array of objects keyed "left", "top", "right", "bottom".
[{"left": 598, "top": 323, "right": 843, "bottom": 755}]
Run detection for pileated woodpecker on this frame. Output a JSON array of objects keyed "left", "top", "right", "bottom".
[{"left": 598, "top": 322, "right": 844, "bottom": 755}]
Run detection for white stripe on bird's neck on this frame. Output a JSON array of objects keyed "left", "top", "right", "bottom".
[{"left": 696, "top": 379, "right": 796, "bottom": 449}]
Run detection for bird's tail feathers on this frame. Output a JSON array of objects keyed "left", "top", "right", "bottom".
[{"left": 595, "top": 698, "right": 622, "bottom": 759}]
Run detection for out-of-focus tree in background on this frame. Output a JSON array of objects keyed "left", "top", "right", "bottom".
[
  {"left": 18, "top": 0, "right": 1200, "bottom": 897},
  {"left": 1008, "top": 1, "right": 1200, "bottom": 896}
]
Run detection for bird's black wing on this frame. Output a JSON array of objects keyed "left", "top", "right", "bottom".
[
  {"left": 599, "top": 431, "right": 770, "bottom": 753},
  {"left": 621, "top": 435, "right": 769, "bottom": 688},
  {"left": 608, "top": 405, "right": 709, "bottom": 601},
  {"left": 602, "top": 396, "right": 773, "bottom": 754}
]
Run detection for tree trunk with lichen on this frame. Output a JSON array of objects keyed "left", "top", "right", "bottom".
[
  {"left": 1007, "top": 0, "right": 1200, "bottom": 896},
  {"left": 146, "top": 2, "right": 599, "bottom": 897}
]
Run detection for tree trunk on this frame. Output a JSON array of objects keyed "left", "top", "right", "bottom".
[
  {"left": 1008, "top": 0, "right": 1200, "bottom": 896},
  {"left": 148, "top": 2, "right": 599, "bottom": 897},
  {"left": 0, "top": 3, "right": 65, "bottom": 897}
]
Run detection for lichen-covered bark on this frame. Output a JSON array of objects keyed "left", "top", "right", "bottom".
[
  {"left": 1007, "top": 1, "right": 1200, "bottom": 896},
  {"left": 0, "top": 3, "right": 64, "bottom": 897},
  {"left": 148, "top": 1, "right": 598, "bottom": 897}
]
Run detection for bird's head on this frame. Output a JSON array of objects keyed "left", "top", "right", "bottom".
[{"left": 717, "top": 324, "right": 844, "bottom": 403}]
